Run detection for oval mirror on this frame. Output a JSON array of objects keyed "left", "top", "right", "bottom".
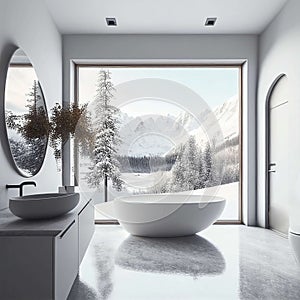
[{"left": 5, "top": 49, "right": 49, "bottom": 177}]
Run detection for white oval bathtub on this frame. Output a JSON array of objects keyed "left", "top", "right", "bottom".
[{"left": 98, "top": 194, "right": 226, "bottom": 237}]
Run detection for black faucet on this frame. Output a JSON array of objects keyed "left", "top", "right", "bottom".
[{"left": 6, "top": 181, "right": 37, "bottom": 197}]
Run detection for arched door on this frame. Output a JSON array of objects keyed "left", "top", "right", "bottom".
[{"left": 267, "top": 74, "right": 289, "bottom": 234}]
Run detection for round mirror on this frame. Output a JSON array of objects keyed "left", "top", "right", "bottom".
[{"left": 4, "top": 49, "right": 49, "bottom": 177}]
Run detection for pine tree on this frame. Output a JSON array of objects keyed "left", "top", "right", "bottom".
[
  {"left": 170, "top": 154, "right": 186, "bottom": 192},
  {"left": 87, "top": 70, "right": 123, "bottom": 202},
  {"left": 203, "top": 142, "right": 213, "bottom": 187},
  {"left": 26, "top": 80, "right": 41, "bottom": 113},
  {"left": 181, "top": 135, "right": 199, "bottom": 190},
  {"left": 22, "top": 81, "right": 48, "bottom": 175},
  {"left": 196, "top": 148, "right": 205, "bottom": 189},
  {"left": 169, "top": 144, "right": 186, "bottom": 192}
]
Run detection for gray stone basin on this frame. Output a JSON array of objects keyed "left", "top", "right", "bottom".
[{"left": 9, "top": 193, "right": 80, "bottom": 220}]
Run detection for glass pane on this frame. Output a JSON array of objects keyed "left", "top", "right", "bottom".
[{"left": 76, "top": 66, "right": 240, "bottom": 222}]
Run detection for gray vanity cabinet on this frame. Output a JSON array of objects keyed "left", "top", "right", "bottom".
[
  {"left": 0, "top": 198, "right": 95, "bottom": 300},
  {"left": 79, "top": 200, "right": 94, "bottom": 264},
  {"left": 0, "top": 236, "right": 54, "bottom": 300},
  {"left": 55, "top": 219, "right": 79, "bottom": 300}
]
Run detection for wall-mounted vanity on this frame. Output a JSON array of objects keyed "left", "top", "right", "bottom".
[
  {"left": 0, "top": 47, "right": 95, "bottom": 299},
  {"left": 0, "top": 196, "right": 94, "bottom": 300}
]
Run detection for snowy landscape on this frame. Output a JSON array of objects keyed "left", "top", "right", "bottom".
[
  {"left": 75, "top": 68, "right": 240, "bottom": 221},
  {"left": 6, "top": 79, "right": 48, "bottom": 176},
  {"left": 79, "top": 94, "right": 240, "bottom": 220}
]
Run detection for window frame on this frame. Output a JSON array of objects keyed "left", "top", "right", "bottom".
[{"left": 73, "top": 63, "right": 243, "bottom": 225}]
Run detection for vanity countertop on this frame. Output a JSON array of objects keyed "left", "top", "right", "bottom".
[{"left": 0, "top": 197, "right": 92, "bottom": 237}]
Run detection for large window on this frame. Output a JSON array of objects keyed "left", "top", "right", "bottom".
[{"left": 74, "top": 65, "right": 242, "bottom": 222}]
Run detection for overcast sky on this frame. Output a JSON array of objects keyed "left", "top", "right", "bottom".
[
  {"left": 78, "top": 67, "right": 239, "bottom": 117},
  {"left": 6, "top": 66, "right": 37, "bottom": 114},
  {"left": 7, "top": 66, "right": 239, "bottom": 118}
]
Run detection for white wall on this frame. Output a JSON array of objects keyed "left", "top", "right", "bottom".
[
  {"left": 0, "top": 0, "right": 62, "bottom": 209},
  {"left": 257, "top": 0, "right": 300, "bottom": 227},
  {"left": 63, "top": 34, "right": 258, "bottom": 225}
]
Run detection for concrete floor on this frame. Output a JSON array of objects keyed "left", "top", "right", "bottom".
[{"left": 68, "top": 225, "right": 300, "bottom": 300}]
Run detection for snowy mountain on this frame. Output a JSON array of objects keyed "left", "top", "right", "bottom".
[
  {"left": 117, "top": 95, "right": 239, "bottom": 157},
  {"left": 175, "top": 111, "right": 200, "bottom": 132},
  {"left": 118, "top": 115, "right": 180, "bottom": 156},
  {"left": 190, "top": 95, "right": 239, "bottom": 146},
  {"left": 211, "top": 95, "right": 239, "bottom": 140}
]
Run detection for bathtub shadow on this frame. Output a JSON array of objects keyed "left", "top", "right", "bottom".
[
  {"left": 68, "top": 278, "right": 98, "bottom": 300},
  {"left": 115, "top": 234, "right": 225, "bottom": 278}
]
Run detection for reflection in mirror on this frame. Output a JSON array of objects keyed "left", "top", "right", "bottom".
[{"left": 5, "top": 49, "right": 49, "bottom": 177}]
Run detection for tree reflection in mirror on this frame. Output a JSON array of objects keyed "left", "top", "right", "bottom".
[{"left": 5, "top": 49, "right": 48, "bottom": 177}]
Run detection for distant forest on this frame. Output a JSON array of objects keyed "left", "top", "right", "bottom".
[
  {"left": 116, "top": 134, "right": 239, "bottom": 193},
  {"left": 117, "top": 154, "right": 177, "bottom": 173}
]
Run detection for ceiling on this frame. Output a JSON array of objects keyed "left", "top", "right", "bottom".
[{"left": 45, "top": 0, "right": 288, "bottom": 35}]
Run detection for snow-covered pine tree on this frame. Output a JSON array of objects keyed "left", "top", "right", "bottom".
[
  {"left": 8, "top": 138, "right": 38, "bottom": 174},
  {"left": 87, "top": 70, "right": 123, "bottom": 202},
  {"left": 169, "top": 154, "right": 186, "bottom": 192},
  {"left": 22, "top": 81, "right": 48, "bottom": 175},
  {"left": 196, "top": 147, "right": 205, "bottom": 189},
  {"left": 203, "top": 142, "right": 213, "bottom": 187},
  {"left": 181, "top": 135, "right": 199, "bottom": 190},
  {"left": 210, "top": 140, "right": 220, "bottom": 186},
  {"left": 169, "top": 143, "right": 186, "bottom": 192},
  {"left": 25, "top": 80, "right": 41, "bottom": 112}
]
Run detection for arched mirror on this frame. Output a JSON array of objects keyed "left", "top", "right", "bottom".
[{"left": 5, "top": 49, "right": 49, "bottom": 177}]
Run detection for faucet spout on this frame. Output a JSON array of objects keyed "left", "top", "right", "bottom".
[{"left": 6, "top": 181, "right": 37, "bottom": 197}]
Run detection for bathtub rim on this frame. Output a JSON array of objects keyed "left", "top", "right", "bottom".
[{"left": 115, "top": 194, "right": 226, "bottom": 205}]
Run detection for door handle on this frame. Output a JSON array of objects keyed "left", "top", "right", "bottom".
[{"left": 269, "top": 162, "right": 276, "bottom": 173}]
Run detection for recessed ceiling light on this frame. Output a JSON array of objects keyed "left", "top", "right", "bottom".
[
  {"left": 205, "top": 17, "right": 217, "bottom": 27},
  {"left": 106, "top": 17, "right": 117, "bottom": 26}
]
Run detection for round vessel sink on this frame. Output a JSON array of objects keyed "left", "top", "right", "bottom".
[{"left": 9, "top": 193, "right": 80, "bottom": 220}]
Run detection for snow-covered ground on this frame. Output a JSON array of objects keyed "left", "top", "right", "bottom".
[
  {"left": 186, "top": 182, "right": 239, "bottom": 220},
  {"left": 120, "top": 172, "right": 169, "bottom": 191},
  {"left": 79, "top": 172, "right": 168, "bottom": 199},
  {"left": 94, "top": 180, "right": 239, "bottom": 221}
]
